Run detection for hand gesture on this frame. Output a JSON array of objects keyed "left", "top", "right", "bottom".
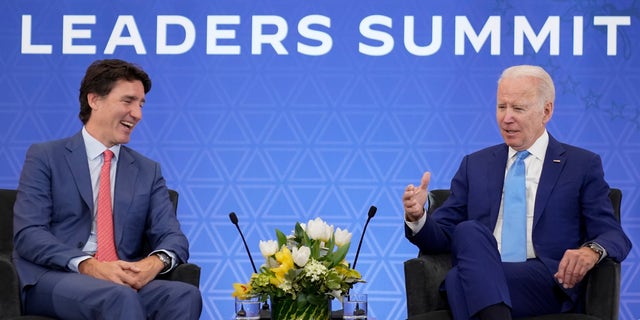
[{"left": 403, "top": 172, "right": 431, "bottom": 222}]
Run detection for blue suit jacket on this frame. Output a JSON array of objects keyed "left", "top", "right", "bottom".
[
  {"left": 406, "top": 134, "right": 631, "bottom": 307},
  {"left": 13, "top": 131, "right": 190, "bottom": 291}
]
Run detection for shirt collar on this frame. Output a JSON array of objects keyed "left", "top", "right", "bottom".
[
  {"left": 82, "top": 126, "right": 121, "bottom": 161},
  {"left": 508, "top": 130, "right": 549, "bottom": 162}
]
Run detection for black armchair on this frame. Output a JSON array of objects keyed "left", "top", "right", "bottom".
[
  {"left": 0, "top": 188, "right": 200, "bottom": 320},
  {"left": 404, "top": 189, "right": 622, "bottom": 320}
]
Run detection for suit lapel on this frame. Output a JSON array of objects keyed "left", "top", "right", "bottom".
[
  {"left": 488, "top": 145, "right": 509, "bottom": 230},
  {"left": 533, "top": 135, "right": 566, "bottom": 228},
  {"left": 113, "top": 147, "right": 139, "bottom": 247},
  {"left": 65, "top": 132, "right": 93, "bottom": 211}
]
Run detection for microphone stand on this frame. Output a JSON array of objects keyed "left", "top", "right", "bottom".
[
  {"left": 334, "top": 206, "right": 376, "bottom": 319},
  {"left": 229, "top": 212, "right": 269, "bottom": 316},
  {"left": 352, "top": 205, "right": 377, "bottom": 270},
  {"left": 229, "top": 212, "right": 257, "bottom": 273}
]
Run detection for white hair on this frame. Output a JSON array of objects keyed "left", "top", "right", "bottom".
[{"left": 499, "top": 65, "right": 555, "bottom": 107}]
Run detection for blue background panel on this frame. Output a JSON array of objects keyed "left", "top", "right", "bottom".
[{"left": 1, "top": 1, "right": 638, "bottom": 319}]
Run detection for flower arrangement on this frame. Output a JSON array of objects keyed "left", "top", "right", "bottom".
[{"left": 232, "top": 217, "right": 364, "bottom": 312}]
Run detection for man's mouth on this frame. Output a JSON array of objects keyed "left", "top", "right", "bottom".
[{"left": 121, "top": 121, "right": 134, "bottom": 129}]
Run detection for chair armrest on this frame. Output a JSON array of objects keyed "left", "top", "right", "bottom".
[
  {"left": 404, "top": 253, "right": 452, "bottom": 317},
  {"left": 0, "top": 256, "right": 22, "bottom": 318},
  {"left": 584, "top": 258, "right": 620, "bottom": 320},
  {"left": 157, "top": 263, "right": 201, "bottom": 288}
]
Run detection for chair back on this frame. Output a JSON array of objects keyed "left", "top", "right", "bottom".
[
  {"left": 0, "top": 189, "right": 23, "bottom": 318},
  {"left": 0, "top": 188, "right": 182, "bottom": 319},
  {"left": 418, "top": 188, "right": 623, "bottom": 318},
  {"left": 0, "top": 189, "right": 17, "bottom": 256}
]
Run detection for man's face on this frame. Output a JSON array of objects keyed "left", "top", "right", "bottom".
[
  {"left": 496, "top": 76, "right": 552, "bottom": 151},
  {"left": 86, "top": 79, "right": 145, "bottom": 147}
]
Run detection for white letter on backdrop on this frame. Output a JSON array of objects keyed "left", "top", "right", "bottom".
[
  {"left": 104, "top": 15, "right": 146, "bottom": 54},
  {"left": 157, "top": 15, "right": 195, "bottom": 54},
  {"left": 514, "top": 16, "right": 560, "bottom": 55},
  {"left": 594, "top": 16, "right": 631, "bottom": 56},
  {"left": 359, "top": 15, "right": 394, "bottom": 56},
  {"left": 21, "top": 15, "right": 53, "bottom": 54},
  {"left": 573, "top": 16, "right": 583, "bottom": 56},
  {"left": 252, "top": 15, "right": 288, "bottom": 55},
  {"left": 298, "top": 15, "right": 332, "bottom": 56},
  {"left": 405, "top": 15, "right": 443, "bottom": 56},
  {"left": 62, "top": 15, "right": 96, "bottom": 54},
  {"left": 207, "top": 15, "right": 240, "bottom": 55},
  {"left": 455, "top": 16, "right": 500, "bottom": 55}
]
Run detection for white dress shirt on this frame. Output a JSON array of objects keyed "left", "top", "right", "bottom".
[{"left": 406, "top": 131, "right": 550, "bottom": 259}]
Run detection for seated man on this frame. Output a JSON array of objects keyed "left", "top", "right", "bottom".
[
  {"left": 13, "top": 59, "right": 202, "bottom": 319},
  {"left": 402, "top": 65, "right": 631, "bottom": 319}
]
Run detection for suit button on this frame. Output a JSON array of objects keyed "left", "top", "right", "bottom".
[{"left": 77, "top": 242, "right": 84, "bottom": 248}]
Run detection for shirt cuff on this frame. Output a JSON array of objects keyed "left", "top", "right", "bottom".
[
  {"left": 68, "top": 255, "right": 93, "bottom": 272},
  {"left": 405, "top": 208, "right": 427, "bottom": 235},
  {"left": 149, "top": 249, "right": 178, "bottom": 274},
  {"left": 582, "top": 242, "right": 607, "bottom": 264}
]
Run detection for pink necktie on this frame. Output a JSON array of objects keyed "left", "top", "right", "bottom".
[{"left": 95, "top": 150, "right": 118, "bottom": 261}]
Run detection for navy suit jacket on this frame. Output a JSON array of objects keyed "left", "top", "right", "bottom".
[
  {"left": 406, "top": 134, "right": 631, "bottom": 307},
  {"left": 13, "top": 131, "right": 190, "bottom": 291}
]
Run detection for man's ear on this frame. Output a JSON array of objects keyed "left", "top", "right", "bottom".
[
  {"left": 543, "top": 101, "right": 553, "bottom": 124},
  {"left": 87, "top": 93, "right": 100, "bottom": 110}
]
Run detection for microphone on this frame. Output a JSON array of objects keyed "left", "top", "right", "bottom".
[
  {"left": 333, "top": 206, "right": 376, "bottom": 320},
  {"left": 229, "top": 212, "right": 257, "bottom": 273},
  {"left": 352, "top": 205, "right": 377, "bottom": 270}
]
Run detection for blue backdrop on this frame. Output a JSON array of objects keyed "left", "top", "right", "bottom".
[{"left": 1, "top": 1, "right": 638, "bottom": 319}]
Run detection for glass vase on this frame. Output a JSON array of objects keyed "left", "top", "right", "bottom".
[{"left": 270, "top": 297, "right": 331, "bottom": 320}]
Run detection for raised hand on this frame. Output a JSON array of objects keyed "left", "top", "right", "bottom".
[{"left": 403, "top": 172, "right": 431, "bottom": 222}]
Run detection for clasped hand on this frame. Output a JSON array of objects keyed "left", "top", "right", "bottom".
[{"left": 78, "top": 256, "right": 164, "bottom": 290}]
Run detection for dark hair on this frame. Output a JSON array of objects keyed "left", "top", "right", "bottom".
[{"left": 78, "top": 59, "right": 152, "bottom": 124}]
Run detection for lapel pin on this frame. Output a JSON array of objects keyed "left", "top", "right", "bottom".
[{"left": 553, "top": 159, "right": 561, "bottom": 163}]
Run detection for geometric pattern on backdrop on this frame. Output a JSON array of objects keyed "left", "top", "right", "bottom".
[{"left": 0, "top": 1, "right": 638, "bottom": 319}]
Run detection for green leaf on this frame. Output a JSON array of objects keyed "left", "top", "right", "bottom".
[
  {"left": 276, "top": 229, "right": 287, "bottom": 248},
  {"left": 329, "top": 242, "right": 350, "bottom": 267}
]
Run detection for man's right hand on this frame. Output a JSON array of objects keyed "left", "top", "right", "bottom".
[
  {"left": 78, "top": 258, "right": 141, "bottom": 288},
  {"left": 403, "top": 171, "right": 431, "bottom": 222}
]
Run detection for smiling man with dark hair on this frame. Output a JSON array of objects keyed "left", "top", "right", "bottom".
[{"left": 13, "top": 59, "right": 202, "bottom": 319}]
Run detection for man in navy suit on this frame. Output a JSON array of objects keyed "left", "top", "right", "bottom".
[
  {"left": 13, "top": 59, "right": 202, "bottom": 319},
  {"left": 403, "top": 65, "right": 631, "bottom": 319}
]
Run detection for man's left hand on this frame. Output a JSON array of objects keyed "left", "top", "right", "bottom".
[
  {"left": 124, "top": 256, "right": 165, "bottom": 290},
  {"left": 554, "top": 247, "right": 599, "bottom": 289}
]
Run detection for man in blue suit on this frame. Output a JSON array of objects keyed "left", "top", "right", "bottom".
[
  {"left": 13, "top": 59, "right": 202, "bottom": 319},
  {"left": 403, "top": 65, "right": 631, "bottom": 319}
]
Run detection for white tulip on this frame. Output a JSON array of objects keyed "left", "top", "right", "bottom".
[
  {"left": 334, "top": 228, "right": 352, "bottom": 247},
  {"left": 306, "top": 217, "right": 328, "bottom": 241},
  {"left": 292, "top": 246, "right": 311, "bottom": 267},
  {"left": 322, "top": 224, "right": 334, "bottom": 243},
  {"left": 259, "top": 240, "right": 278, "bottom": 257}
]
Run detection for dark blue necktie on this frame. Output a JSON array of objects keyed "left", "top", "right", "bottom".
[{"left": 501, "top": 150, "right": 530, "bottom": 262}]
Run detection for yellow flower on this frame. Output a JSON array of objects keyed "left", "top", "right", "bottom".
[
  {"left": 232, "top": 282, "right": 252, "bottom": 299},
  {"left": 270, "top": 246, "right": 294, "bottom": 285},
  {"left": 335, "top": 263, "right": 361, "bottom": 279}
]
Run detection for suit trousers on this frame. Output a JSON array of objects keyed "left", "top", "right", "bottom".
[
  {"left": 23, "top": 270, "right": 202, "bottom": 320},
  {"left": 444, "top": 220, "right": 565, "bottom": 319}
]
